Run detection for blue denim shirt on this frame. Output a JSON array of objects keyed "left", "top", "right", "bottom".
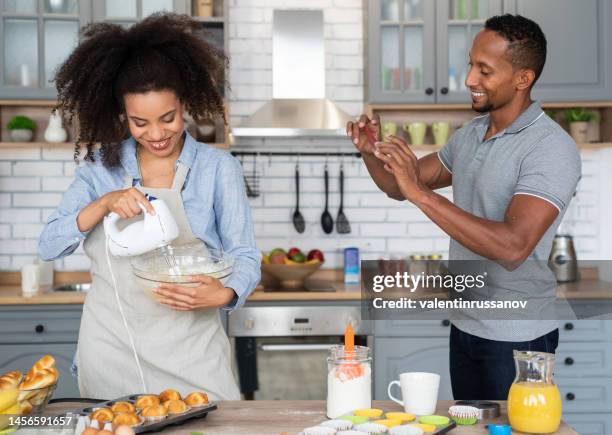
[{"left": 39, "top": 131, "right": 261, "bottom": 312}]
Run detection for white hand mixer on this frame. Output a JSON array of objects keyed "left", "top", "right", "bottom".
[{"left": 103, "top": 193, "right": 179, "bottom": 257}]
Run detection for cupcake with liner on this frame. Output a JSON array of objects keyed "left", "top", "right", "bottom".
[
  {"left": 389, "top": 425, "right": 424, "bottom": 435},
  {"left": 320, "top": 420, "right": 354, "bottom": 431},
  {"left": 140, "top": 404, "right": 168, "bottom": 423},
  {"left": 354, "top": 422, "right": 388, "bottom": 434},
  {"left": 302, "top": 426, "right": 337, "bottom": 435},
  {"left": 448, "top": 405, "right": 479, "bottom": 425}
]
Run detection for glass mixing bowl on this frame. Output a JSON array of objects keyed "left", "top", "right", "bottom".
[{"left": 131, "top": 243, "right": 234, "bottom": 296}]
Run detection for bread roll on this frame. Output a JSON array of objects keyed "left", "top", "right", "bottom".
[
  {"left": 111, "top": 402, "right": 135, "bottom": 414},
  {"left": 26, "top": 355, "right": 55, "bottom": 379},
  {"left": 134, "top": 395, "right": 159, "bottom": 410},
  {"left": 19, "top": 399, "right": 33, "bottom": 415},
  {"left": 164, "top": 399, "right": 188, "bottom": 415},
  {"left": 91, "top": 408, "right": 114, "bottom": 424},
  {"left": 19, "top": 369, "right": 56, "bottom": 390},
  {"left": 158, "top": 389, "right": 181, "bottom": 403},
  {"left": 112, "top": 413, "right": 140, "bottom": 427},
  {"left": 141, "top": 405, "right": 167, "bottom": 418},
  {"left": 184, "top": 392, "right": 209, "bottom": 407}
]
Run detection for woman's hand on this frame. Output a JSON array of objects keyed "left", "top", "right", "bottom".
[
  {"left": 153, "top": 275, "right": 236, "bottom": 311},
  {"left": 102, "top": 187, "right": 155, "bottom": 218}
]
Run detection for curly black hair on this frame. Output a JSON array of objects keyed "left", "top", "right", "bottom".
[
  {"left": 485, "top": 14, "right": 547, "bottom": 84},
  {"left": 54, "top": 13, "right": 227, "bottom": 168}
]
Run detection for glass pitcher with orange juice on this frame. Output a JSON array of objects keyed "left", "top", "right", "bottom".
[{"left": 507, "top": 350, "right": 562, "bottom": 433}]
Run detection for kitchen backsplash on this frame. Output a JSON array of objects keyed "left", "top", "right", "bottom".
[{"left": 0, "top": 145, "right": 606, "bottom": 271}]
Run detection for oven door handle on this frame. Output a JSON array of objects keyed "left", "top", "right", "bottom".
[{"left": 259, "top": 344, "right": 337, "bottom": 352}]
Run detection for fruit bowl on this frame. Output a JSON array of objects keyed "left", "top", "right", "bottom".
[{"left": 262, "top": 261, "right": 323, "bottom": 289}]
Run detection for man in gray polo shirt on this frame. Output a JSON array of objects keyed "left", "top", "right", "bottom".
[{"left": 348, "top": 14, "right": 581, "bottom": 399}]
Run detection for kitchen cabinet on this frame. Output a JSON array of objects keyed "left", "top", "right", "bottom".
[
  {"left": 92, "top": 0, "right": 188, "bottom": 25},
  {"left": 0, "top": 305, "right": 82, "bottom": 398},
  {"left": 368, "top": 0, "right": 612, "bottom": 103},
  {"left": 368, "top": 0, "right": 502, "bottom": 104},
  {"left": 0, "top": 0, "right": 90, "bottom": 99},
  {"left": 563, "top": 414, "right": 612, "bottom": 435},
  {"left": 503, "top": 0, "right": 612, "bottom": 102}
]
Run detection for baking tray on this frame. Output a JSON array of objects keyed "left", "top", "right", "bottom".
[
  {"left": 54, "top": 394, "right": 217, "bottom": 433},
  {"left": 429, "top": 419, "right": 457, "bottom": 434}
]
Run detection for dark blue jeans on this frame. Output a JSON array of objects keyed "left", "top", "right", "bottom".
[{"left": 449, "top": 325, "right": 559, "bottom": 400}]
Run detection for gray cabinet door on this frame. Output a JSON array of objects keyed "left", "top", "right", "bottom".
[
  {"left": 0, "top": 0, "right": 91, "bottom": 99},
  {"left": 563, "top": 413, "right": 612, "bottom": 435},
  {"left": 92, "top": 0, "right": 188, "bottom": 24},
  {"left": 374, "top": 337, "right": 453, "bottom": 400},
  {"left": 0, "top": 343, "right": 79, "bottom": 399},
  {"left": 503, "top": 0, "right": 612, "bottom": 101},
  {"left": 368, "top": 0, "right": 436, "bottom": 103},
  {"left": 436, "top": 0, "right": 503, "bottom": 103}
]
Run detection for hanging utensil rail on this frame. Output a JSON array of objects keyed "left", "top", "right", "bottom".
[{"left": 231, "top": 151, "right": 362, "bottom": 158}]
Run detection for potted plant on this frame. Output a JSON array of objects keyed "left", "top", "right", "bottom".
[
  {"left": 7, "top": 116, "right": 36, "bottom": 142},
  {"left": 564, "top": 108, "right": 595, "bottom": 143}
]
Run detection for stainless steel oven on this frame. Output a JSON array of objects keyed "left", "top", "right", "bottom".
[{"left": 229, "top": 306, "right": 368, "bottom": 400}]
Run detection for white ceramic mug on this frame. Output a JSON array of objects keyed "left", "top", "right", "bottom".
[
  {"left": 387, "top": 372, "right": 440, "bottom": 415},
  {"left": 21, "top": 263, "right": 40, "bottom": 297}
]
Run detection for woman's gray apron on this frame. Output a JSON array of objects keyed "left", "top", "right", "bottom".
[{"left": 77, "top": 162, "right": 240, "bottom": 400}]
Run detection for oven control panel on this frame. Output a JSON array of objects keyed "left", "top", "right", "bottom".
[{"left": 228, "top": 306, "right": 363, "bottom": 337}]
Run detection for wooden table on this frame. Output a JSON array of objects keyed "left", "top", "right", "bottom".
[{"left": 45, "top": 400, "right": 578, "bottom": 435}]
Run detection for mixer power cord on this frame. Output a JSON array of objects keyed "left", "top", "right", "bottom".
[{"left": 105, "top": 235, "right": 148, "bottom": 393}]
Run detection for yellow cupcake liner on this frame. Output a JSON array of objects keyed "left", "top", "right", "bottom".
[
  {"left": 353, "top": 409, "right": 383, "bottom": 418},
  {"left": 373, "top": 418, "right": 402, "bottom": 428},
  {"left": 385, "top": 412, "right": 416, "bottom": 423}
]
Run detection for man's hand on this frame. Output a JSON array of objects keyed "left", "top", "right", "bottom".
[
  {"left": 373, "top": 135, "right": 428, "bottom": 203},
  {"left": 153, "top": 275, "right": 236, "bottom": 311},
  {"left": 346, "top": 114, "right": 381, "bottom": 155}
]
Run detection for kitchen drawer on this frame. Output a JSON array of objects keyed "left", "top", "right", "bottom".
[
  {"left": 558, "top": 320, "right": 612, "bottom": 342},
  {"left": 563, "top": 413, "right": 612, "bottom": 435},
  {"left": 557, "top": 378, "right": 612, "bottom": 413},
  {"left": 555, "top": 342, "right": 612, "bottom": 378},
  {"left": 0, "top": 343, "right": 79, "bottom": 398},
  {"left": 0, "top": 305, "right": 82, "bottom": 344},
  {"left": 373, "top": 319, "right": 452, "bottom": 337}
]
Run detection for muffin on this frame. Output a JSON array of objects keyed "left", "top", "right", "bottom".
[
  {"left": 141, "top": 405, "right": 168, "bottom": 422},
  {"left": 159, "top": 389, "right": 181, "bottom": 403},
  {"left": 164, "top": 399, "right": 189, "bottom": 415},
  {"left": 134, "top": 395, "right": 160, "bottom": 410},
  {"left": 112, "top": 412, "right": 141, "bottom": 428},
  {"left": 91, "top": 408, "right": 114, "bottom": 424},
  {"left": 111, "top": 402, "right": 136, "bottom": 414},
  {"left": 184, "top": 392, "right": 209, "bottom": 407}
]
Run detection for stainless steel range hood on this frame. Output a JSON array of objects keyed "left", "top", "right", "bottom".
[{"left": 232, "top": 10, "right": 353, "bottom": 138}]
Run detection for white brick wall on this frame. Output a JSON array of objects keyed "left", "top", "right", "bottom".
[{"left": 0, "top": 145, "right": 606, "bottom": 271}]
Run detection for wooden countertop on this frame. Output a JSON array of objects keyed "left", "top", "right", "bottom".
[
  {"left": 0, "top": 279, "right": 612, "bottom": 305},
  {"left": 44, "top": 400, "right": 577, "bottom": 435}
]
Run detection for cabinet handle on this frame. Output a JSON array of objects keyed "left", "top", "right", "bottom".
[
  {"left": 440, "top": 87, "right": 449, "bottom": 95},
  {"left": 564, "top": 322, "right": 574, "bottom": 331},
  {"left": 441, "top": 319, "right": 451, "bottom": 327},
  {"left": 35, "top": 324, "right": 44, "bottom": 334},
  {"left": 425, "top": 87, "right": 434, "bottom": 95},
  {"left": 564, "top": 357, "right": 574, "bottom": 366},
  {"left": 565, "top": 392, "right": 575, "bottom": 401}
]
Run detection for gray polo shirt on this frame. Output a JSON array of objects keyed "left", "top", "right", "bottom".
[{"left": 438, "top": 101, "right": 581, "bottom": 342}]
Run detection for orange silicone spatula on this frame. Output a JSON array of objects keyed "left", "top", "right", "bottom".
[
  {"left": 344, "top": 322, "right": 355, "bottom": 354},
  {"left": 337, "top": 322, "right": 363, "bottom": 381}
]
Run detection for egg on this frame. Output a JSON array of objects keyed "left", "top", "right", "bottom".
[
  {"left": 81, "top": 428, "right": 99, "bottom": 435},
  {"left": 113, "top": 425, "right": 135, "bottom": 435}
]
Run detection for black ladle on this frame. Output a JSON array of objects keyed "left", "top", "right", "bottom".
[
  {"left": 293, "top": 164, "right": 305, "bottom": 233},
  {"left": 321, "top": 164, "right": 334, "bottom": 234}
]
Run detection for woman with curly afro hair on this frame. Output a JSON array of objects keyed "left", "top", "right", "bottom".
[{"left": 39, "top": 13, "right": 260, "bottom": 400}]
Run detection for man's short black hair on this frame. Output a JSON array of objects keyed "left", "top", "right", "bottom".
[{"left": 485, "top": 14, "right": 547, "bottom": 84}]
